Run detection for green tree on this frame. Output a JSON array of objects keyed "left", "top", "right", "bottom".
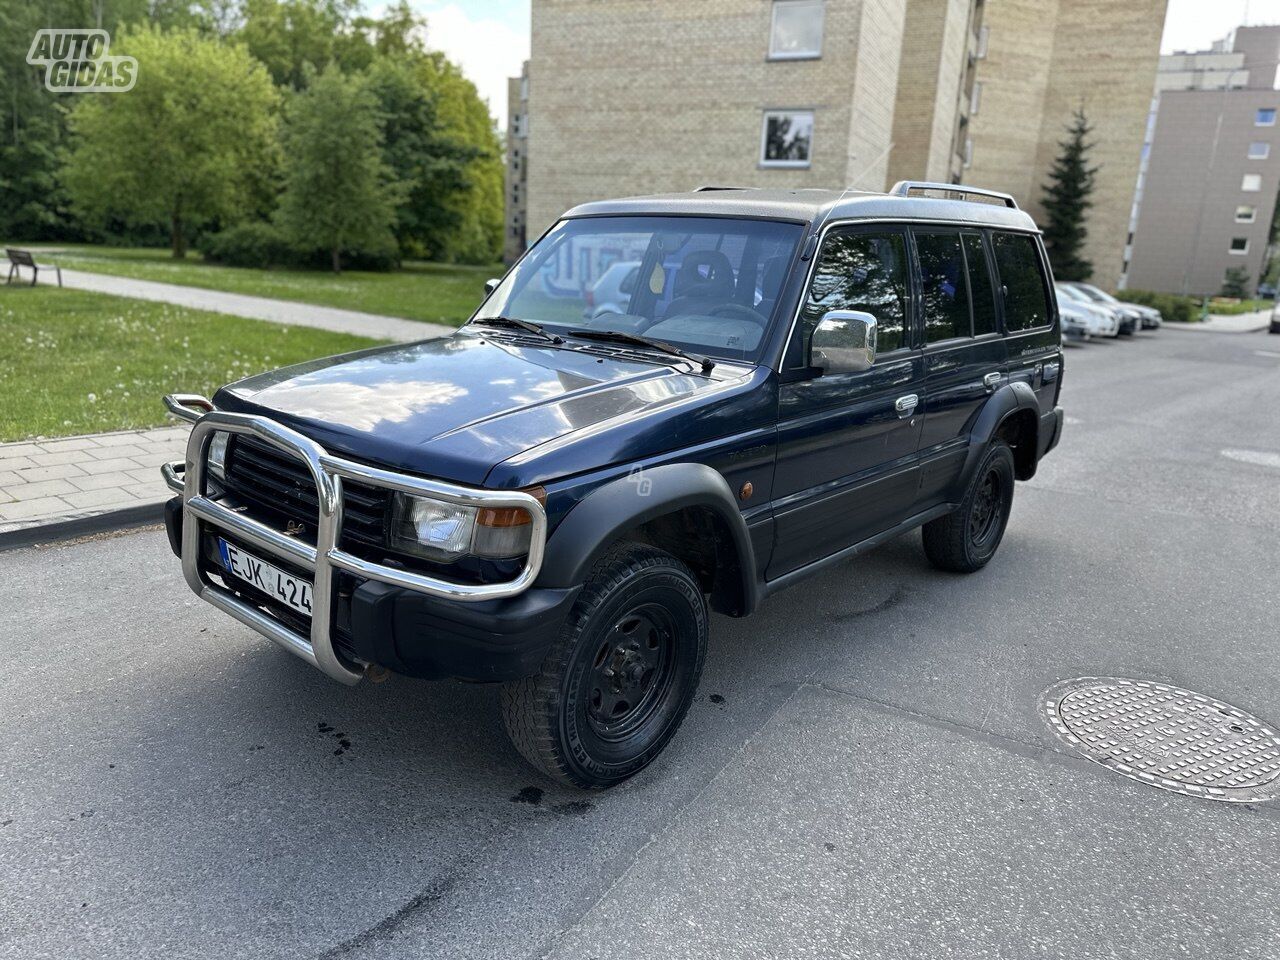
[
  {"left": 276, "top": 64, "right": 401, "bottom": 272},
  {"left": 236, "top": 0, "right": 377, "bottom": 89},
  {"left": 1220, "top": 266, "right": 1250, "bottom": 299},
  {"left": 61, "top": 26, "right": 280, "bottom": 257},
  {"left": 1039, "top": 108, "right": 1098, "bottom": 282}
]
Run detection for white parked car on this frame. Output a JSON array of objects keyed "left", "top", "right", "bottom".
[
  {"left": 1055, "top": 283, "right": 1118, "bottom": 338},
  {"left": 1064, "top": 281, "right": 1156, "bottom": 331},
  {"left": 582, "top": 260, "right": 641, "bottom": 319}
]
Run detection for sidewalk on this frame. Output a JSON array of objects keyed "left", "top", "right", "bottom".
[
  {"left": 0, "top": 426, "right": 188, "bottom": 538},
  {"left": 1166, "top": 310, "right": 1271, "bottom": 334},
  {"left": 36, "top": 268, "right": 452, "bottom": 343}
]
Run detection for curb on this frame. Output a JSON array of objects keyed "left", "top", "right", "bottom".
[{"left": 0, "top": 500, "right": 166, "bottom": 553}]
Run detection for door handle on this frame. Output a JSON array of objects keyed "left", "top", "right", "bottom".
[
  {"left": 894, "top": 394, "right": 919, "bottom": 417},
  {"left": 983, "top": 371, "right": 1002, "bottom": 391}
]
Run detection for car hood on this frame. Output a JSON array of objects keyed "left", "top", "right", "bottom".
[{"left": 214, "top": 329, "right": 754, "bottom": 486}]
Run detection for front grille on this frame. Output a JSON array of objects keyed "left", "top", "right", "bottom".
[{"left": 222, "top": 435, "right": 389, "bottom": 548}]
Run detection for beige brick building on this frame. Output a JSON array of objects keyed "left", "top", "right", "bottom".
[
  {"left": 962, "top": 0, "right": 1167, "bottom": 288},
  {"left": 503, "top": 61, "right": 530, "bottom": 263},
  {"left": 516, "top": 0, "right": 1166, "bottom": 288}
]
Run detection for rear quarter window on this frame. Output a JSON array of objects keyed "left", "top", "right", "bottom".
[{"left": 992, "top": 232, "right": 1051, "bottom": 332}]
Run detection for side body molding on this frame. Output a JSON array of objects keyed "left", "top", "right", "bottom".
[{"left": 537, "top": 463, "right": 760, "bottom": 615}]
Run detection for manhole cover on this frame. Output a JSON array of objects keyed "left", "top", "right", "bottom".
[{"left": 1041, "top": 678, "right": 1280, "bottom": 802}]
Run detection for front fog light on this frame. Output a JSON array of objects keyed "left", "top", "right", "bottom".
[
  {"left": 208, "top": 431, "right": 229, "bottom": 480},
  {"left": 390, "top": 494, "right": 476, "bottom": 561}
]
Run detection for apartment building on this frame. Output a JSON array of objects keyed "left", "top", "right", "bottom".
[
  {"left": 503, "top": 60, "right": 530, "bottom": 263},
  {"left": 512, "top": 0, "right": 1165, "bottom": 289},
  {"left": 1124, "top": 26, "right": 1280, "bottom": 296}
]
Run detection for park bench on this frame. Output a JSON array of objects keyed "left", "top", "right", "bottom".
[{"left": 5, "top": 248, "right": 62, "bottom": 287}]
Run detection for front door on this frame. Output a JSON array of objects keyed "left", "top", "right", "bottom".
[{"left": 769, "top": 226, "right": 924, "bottom": 578}]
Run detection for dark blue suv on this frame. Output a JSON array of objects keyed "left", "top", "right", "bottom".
[{"left": 162, "top": 182, "right": 1064, "bottom": 789}]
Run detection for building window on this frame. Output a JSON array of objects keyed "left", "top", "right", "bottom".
[
  {"left": 1242, "top": 173, "right": 1263, "bottom": 191},
  {"left": 1229, "top": 237, "right": 1250, "bottom": 254},
  {"left": 1256, "top": 108, "right": 1276, "bottom": 126},
  {"left": 769, "top": 0, "right": 824, "bottom": 60},
  {"left": 1249, "top": 141, "right": 1271, "bottom": 159},
  {"left": 976, "top": 25, "right": 989, "bottom": 59},
  {"left": 970, "top": 82, "right": 982, "bottom": 115},
  {"left": 1236, "top": 205, "right": 1257, "bottom": 222},
  {"left": 760, "top": 110, "right": 814, "bottom": 167},
  {"left": 963, "top": 137, "right": 974, "bottom": 168}
]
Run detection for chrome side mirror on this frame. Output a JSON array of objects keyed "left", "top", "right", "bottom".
[
  {"left": 811, "top": 310, "right": 877, "bottom": 374},
  {"left": 484, "top": 278, "right": 500, "bottom": 297}
]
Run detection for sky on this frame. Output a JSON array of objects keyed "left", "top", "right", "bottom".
[{"left": 410, "top": 0, "right": 1280, "bottom": 128}]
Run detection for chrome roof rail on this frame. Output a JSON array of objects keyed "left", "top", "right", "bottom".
[{"left": 889, "top": 180, "right": 1019, "bottom": 209}]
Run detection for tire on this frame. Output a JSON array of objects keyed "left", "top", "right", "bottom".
[
  {"left": 922, "top": 441, "right": 1016, "bottom": 573},
  {"left": 501, "top": 542, "right": 708, "bottom": 789}
]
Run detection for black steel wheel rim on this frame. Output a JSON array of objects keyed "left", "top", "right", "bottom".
[
  {"left": 969, "top": 470, "right": 1003, "bottom": 546},
  {"left": 585, "top": 602, "right": 677, "bottom": 741}
]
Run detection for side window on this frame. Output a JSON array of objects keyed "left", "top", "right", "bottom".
[
  {"left": 915, "top": 231, "right": 971, "bottom": 343},
  {"left": 798, "top": 230, "right": 908, "bottom": 363},
  {"left": 964, "top": 233, "right": 999, "bottom": 335},
  {"left": 992, "top": 232, "right": 1051, "bottom": 332}
]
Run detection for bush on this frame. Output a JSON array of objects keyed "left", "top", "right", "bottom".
[
  {"left": 1113, "top": 289, "right": 1199, "bottom": 324},
  {"left": 201, "top": 222, "right": 298, "bottom": 268},
  {"left": 200, "top": 222, "right": 401, "bottom": 272}
]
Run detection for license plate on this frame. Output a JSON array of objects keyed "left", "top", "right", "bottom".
[{"left": 218, "top": 538, "right": 313, "bottom": 618}]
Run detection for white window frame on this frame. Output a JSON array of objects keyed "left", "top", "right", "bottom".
[
  {"left": 970, "top": 81, "right": 982, "bottom": 115},
  {"left": 768, "top": 0, "right": 825, "bottom": 60},
  {"left": 1249, "top": 141, "right": 1271, "bottom": 159},
  {"left": 1229, "top": 237, "right": 1250, "bottom": 255},
  {"left": 1242, "top": 173, "right": 1263, "bottom": 191},
  {"left": 1256, "top": 107, "right": 1276, "bottom": 126},
  {"left": 1236, "top": 205, "right": 1258, "bottom": 223},
  {"left": 976, "top": 24, "right": 989, "bottom": 59},
  {"left": 759, "top": 109, "right": 815, "bottom": 168}
]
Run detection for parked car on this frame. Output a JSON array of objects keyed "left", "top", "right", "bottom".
[
  {"left": 1064, "top": 281, "right": 1157, "bottom": 331},
  {"left": 1270, "top": 300, "right": 1280, "bottom": 334},
  {"left": 583, "top": 260, "right": 641, "bottom": 319},
  {"left": 160, "top": 181, "right": 1064, "bottom": 789},
  {"left": 1056, "top": 282, "right": 1128, "bottom": 336},
  {"left": 1054, "top": 283, "right": 1118, "bottom": 338}
]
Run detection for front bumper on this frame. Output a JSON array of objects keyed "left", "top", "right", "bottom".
[{"left": 161, "top": 394, "right": 550, "bottom": 685}]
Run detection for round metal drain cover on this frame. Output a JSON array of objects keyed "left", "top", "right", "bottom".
[{"left": 1042, "top": 678, "right": 1280, "bottom": 802}]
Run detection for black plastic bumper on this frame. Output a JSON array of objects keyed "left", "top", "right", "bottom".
[
  {"left": 164, "top": 496, "right": 577, "bottom": 682},
  {"left": 1040, "top": 406, "right": 1064, "bottom": 458}
]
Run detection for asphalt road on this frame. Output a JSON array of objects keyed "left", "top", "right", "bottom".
[{"left": 2, "top": 327, "right": 1279, "bottom": 959}]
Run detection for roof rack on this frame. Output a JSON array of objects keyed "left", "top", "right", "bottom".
[
  {"left": 889, "top": 180, "right": 1018, "bottom": 209},
  {"left": 693, "top": 185, "right": 748, "bottom": 192}
]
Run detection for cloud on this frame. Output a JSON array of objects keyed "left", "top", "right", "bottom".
[{"left": 416, "top": 1, "right": 530, "bottom": 126}]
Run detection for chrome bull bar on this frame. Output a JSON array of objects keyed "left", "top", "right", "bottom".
[{"left": 161, "top": 394, "right": 547, "bottom": 685}]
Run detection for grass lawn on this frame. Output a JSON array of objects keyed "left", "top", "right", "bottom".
[
  {"left": 0, "top": 286, "right": 382, "bottom": 442},
  {"left": 15, "top": 244, "right": 499, "bottom": 326}
]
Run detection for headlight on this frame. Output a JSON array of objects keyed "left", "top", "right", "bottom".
[
  {"left": 388, "top": 489, "right": 544, "bottom": 562},
  {"left": 208, "top": 431, "right": 229, "bottom": 480}
]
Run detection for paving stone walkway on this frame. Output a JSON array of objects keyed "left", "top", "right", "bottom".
[
  {"left": 34, "top": 267, "right": 453, "bottom": 343},
  {"left": 0, "top": 426, "right": 189, "bottom": 535}
]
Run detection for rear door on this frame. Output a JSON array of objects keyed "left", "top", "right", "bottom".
[
  {"left": 913, "top": 228, "right": 1007, "bottom": 505},
  {"left": 769, "top": 225, "right": 925, "bottom": 578},
  {"left": 992, "top": 232, "right": 1060, "bottom": 411}
]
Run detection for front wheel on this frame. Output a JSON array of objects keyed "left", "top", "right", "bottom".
[
  {"left": 501, "top": 542, "right": 708, "bottom": 789},
  {"left": 922, "top": 441, "right": 1016, "bottom": 573}
]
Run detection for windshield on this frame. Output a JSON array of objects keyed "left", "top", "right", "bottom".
[
  {"left": 475, "top": 216, "right": 805, "bottom": 363},
  {"left": 1073, "top": 283, "right": 1115, "bottom": 304}
]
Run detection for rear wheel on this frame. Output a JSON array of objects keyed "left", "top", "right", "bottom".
[
  {"left": 501, "top": 542, "right": 707, "bottom": 789},
  {"left": 922, "top": 441, "right": 1016, "bottom": 573}
]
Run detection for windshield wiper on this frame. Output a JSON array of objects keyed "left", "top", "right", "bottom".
[
  {"left": 567, "top": 329, "right": 715, "bottom": 372},
  {"left": 473, "top": 316, "right": 563, "bottom": 344}
]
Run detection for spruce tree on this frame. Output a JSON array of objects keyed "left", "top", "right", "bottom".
[{"left": 1039, "top": 108, "right": 1098, "bottom": 282}]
